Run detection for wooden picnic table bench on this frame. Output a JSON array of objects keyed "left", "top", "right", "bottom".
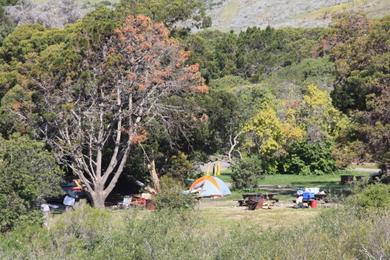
[{"left": 239, "top": 193, "right": 279, "bottom": 209}]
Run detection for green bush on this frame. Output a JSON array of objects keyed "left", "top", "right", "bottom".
[
  {"left": 231, "top": 156, "right": 264, "bottom": 189},
  {"left": 347, "top": 184, "right": 390, "bottom": 212},
  {"left": 0, "top": 205, "right": 389, "bottom": 259},
  {"left": 281, "top": 141, "right": 337, "bottom": 175},
  {"left": 0, "top": 134, "right": 63, "bottom": 232},
  {"left": 154, "top": 181, "right": 196, "bottom": 210}
]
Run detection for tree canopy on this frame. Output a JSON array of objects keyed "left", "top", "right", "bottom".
[{"left": 0, "top": 134, "right": 63, "bottom": 232}]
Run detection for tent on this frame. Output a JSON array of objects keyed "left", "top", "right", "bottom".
[{"left": 189, "top": 176, "right": 231, "bottom": 198}]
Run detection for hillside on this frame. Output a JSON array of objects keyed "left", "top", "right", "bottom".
[
  {"left": 208, "top": 0, "right": 390, "bottom": 31},
  {"left": 3, "top": 0, "right": 390, "bottom": 29}
]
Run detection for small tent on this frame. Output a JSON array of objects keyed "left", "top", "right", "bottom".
[{"left": 189, "top": 176, "right": 231, "bottom": 198}]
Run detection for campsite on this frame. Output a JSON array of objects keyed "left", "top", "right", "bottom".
[{"left": 0, "top": 0, "right": 389, "bottom": 259}]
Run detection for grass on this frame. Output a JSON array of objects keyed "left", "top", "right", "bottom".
[
  {"left": 219, "top": 170, "right": 373, "bottom": 201},
  {"left": 198, "top": 198, "right": 329, "bottom": 228},
  {"left": 220, "top": 169, "right": 372, "bottom": 187},
  {"left": 2, "top": 185, "right": 389, "bottom": 259},
  {"left": 215, "top": 0, "right": 240, "bottom": 31},
  {"left": 302, "top": 0, "right": 390, "bottom": 19}
]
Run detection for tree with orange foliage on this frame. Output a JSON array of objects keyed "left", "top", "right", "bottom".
[{"left": 28, "top": 15, "right": 207, "bottom": 208}]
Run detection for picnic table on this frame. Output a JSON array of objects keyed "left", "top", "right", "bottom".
[{"left": 238, "top": 193, "right": 279, "bottom": 210}]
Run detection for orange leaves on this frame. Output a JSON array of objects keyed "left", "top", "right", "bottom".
[
  {"left": 138, "top": 83, "right": 146, "bottom": 91},
  {"left": 188, "top": 63, "right": 200, "bottom": 73},
  {"left": 140, "top": 42, "right": 152, "bottom": 50},
  {"left": 11, "top": 101, "right": 22, "bottom": 111},
  {"left": 176, "top": 50, "right": 191, "bottom": 67},
  {"left": 179, "top": 50, "right": 190, "bottom": 61},
  {"left": 127, "top": 72, "right": 137, "bottom": 82},
  {"left": 153, "top": 22, "right": 170, "bottom": 39},
  {"left": 109, "top": 15, "right": 207, "bottom": 97},
  {"left": 126, "top": 45, "right": 134, "bottom": 53},
  {"left": 194, "top": 85, "right": 209, "bottom": 94},
  {"left": 130, "top": 129, "right": 148, "bottom": 144}
]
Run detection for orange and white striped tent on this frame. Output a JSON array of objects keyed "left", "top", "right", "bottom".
[{"left": 189, "top": 176, "right": 231, "bottom": 198}]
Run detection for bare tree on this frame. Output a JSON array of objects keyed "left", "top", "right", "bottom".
[{"left": 30, "top": 15, "right": 207, "bottom": 208}]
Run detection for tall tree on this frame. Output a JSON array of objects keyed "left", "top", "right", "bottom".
[
  {"left": 24, "top": 15, "right": 206, "bottom": 208},
  {"left": 329, "top": 14, "right": 389, "bottom": 171}
]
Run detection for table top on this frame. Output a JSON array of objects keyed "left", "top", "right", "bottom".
[{"left": 242, "top": 193, "right": 277, "bottom": 200}]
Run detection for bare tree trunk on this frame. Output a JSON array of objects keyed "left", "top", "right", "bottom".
[
  {"left": 148, "top": 159, "right": 161, "bottom": 193},
  {"left": 91, "top": 190, "right": 107, "bottom": 208},
  {"left": 228, "top": 131, "right": 242, "bottom": 163}
]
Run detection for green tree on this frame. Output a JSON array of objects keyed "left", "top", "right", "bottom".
[
  {"left": 281, "top": 141, "right": 337, "bottom": 175},
  {"left": 21, "top": 15, "right": 206, "bottom": 208},
  {"left": 117, "top": 0, "right": 209, "bottom": 30},
  {"left": 330, "top": 14, "right": 389, "bottom": 113},
  {"left": 330, "top": 14, "right": 390, "bottom": 171},
  {"left": 0, "top": 134, "right": 63, "bottom": 232},
  {"left": 231, "top": 155, "right": 264, "bottom": 189}
]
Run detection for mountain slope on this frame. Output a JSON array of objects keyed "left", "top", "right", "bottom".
[
  {"left": 207, "top": 0, "right": 390, "bottom": 31},
  {"left": 3, "top": 0, "right": 390, "bottom": 30}
]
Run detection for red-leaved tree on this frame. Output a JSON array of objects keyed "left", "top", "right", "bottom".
[{"left": 31, "top": 15, "right": 207, "bottom": 207}]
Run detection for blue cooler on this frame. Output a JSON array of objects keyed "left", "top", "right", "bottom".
[{"left": 303, "top": 192, "right": 315, "bottom": 202}]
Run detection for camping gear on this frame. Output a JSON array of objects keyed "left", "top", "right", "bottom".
[
  {"left": 213, "top": 162, "right": 221, "bottom": 176},
  {"left": 189, "top": 176, "right": 231, "bottom": 198},
  {"left": 310, "top": 200, "right": 318, "bottom": 208},
  {"left": 303, "top": 192, "right": 315, "bottom": 202},
  {"left": 239, "top": 193, "right": 278, "bottom": 210},
  {"left": 304, "top": 187, "right": 320, "bottom": 194},
  {"left": 247, "top": 197, "right": 266, "bottom": 210},
  {"left": 63, "top": 195, "right": 75, "bottom": 206},
  {"left": 340, "top": 175, "right": 354, "bottom": 184}
]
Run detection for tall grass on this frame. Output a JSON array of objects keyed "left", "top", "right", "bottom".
[
  {"left": 1, "top": 184, "right": 390, "bottom": 259},
  {"left": 0, "top": 204, "right": 388, "bottom": 259}
]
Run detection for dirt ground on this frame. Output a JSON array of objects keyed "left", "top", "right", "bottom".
[{"left": 197, "top": 198, "right": 335, "bottom": 229}]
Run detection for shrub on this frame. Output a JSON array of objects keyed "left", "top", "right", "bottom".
[
  {"left": 231, "top": 155, "right": 264, "bottom": 189},
  {"left": 281, "top": 141, "right": 337, "bottom": 175},
  {"left": 155, "top": 180, "right": 196, "bottom": 210},
  {"left": 347, "top": 184, "right": 390, "bottom": 212},
  {"left": 0, "top": 134, "right": 63, "bottom": 232},
  {"left": 164, "top": 152, "right": 196, "bottom": 181},
  {"left": 0, "top": 206, "right": 389, "bottom": 259}
]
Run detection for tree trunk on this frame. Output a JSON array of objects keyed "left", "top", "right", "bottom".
[
  {"left": 228, "top": 132, "right": 242, "bottom": 163},
  {"left": 91, "top": 190, "right": 107, "bottom": 208},
  {"left": 148, "top": 159, "right": 161, "bottom": 193}
]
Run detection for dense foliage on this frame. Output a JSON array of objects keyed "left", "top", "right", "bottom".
[
  {"left": 185, "top": 27, "right": 325, "bottom": 82},
  {"left": 329, "top": 14, "right": 390, "bottom": 170},
  {"left": 231, "top": 156, "right": 264, "bottom": 189},
  {"left": 0, "top": 134, "right": 63, "bottom": 232},
  {"left": 155, "top": 185, "right": 196, "bottom": 210},
  {"left": 117, "top": 0, "right": 210, "bottom": 30},
  {"left": 0, "top": 204, "right": 388, "bottom": 259},
  {"left": 0, "top": 0, "right": 388, "bottom": 205},
  {"left": 348, "top": 184, "right": 390, "bottom": 212}
]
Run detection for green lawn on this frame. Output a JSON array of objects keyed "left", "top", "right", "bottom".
[
  {"left": 220, "top": 170, "right": 372, "bottom": 186},
  {"left": 219, "top": 169, "right": 373, "bottom": 201}
]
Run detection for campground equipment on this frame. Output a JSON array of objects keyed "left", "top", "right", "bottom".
[
  {"left": 189, "top": 176, "right": 231, "bottom": 198},
  {"left": 238, "top": 193, "right": 279, "bottom": 210},
  {"left": 340, "top": 175, "right": 354, "bottom": 184},
  {"left": 213, "top": 162, "right": 221, "bottom": 176},
  {"left": 293, "top": 187, "right": 325, "bottom": 208}
]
